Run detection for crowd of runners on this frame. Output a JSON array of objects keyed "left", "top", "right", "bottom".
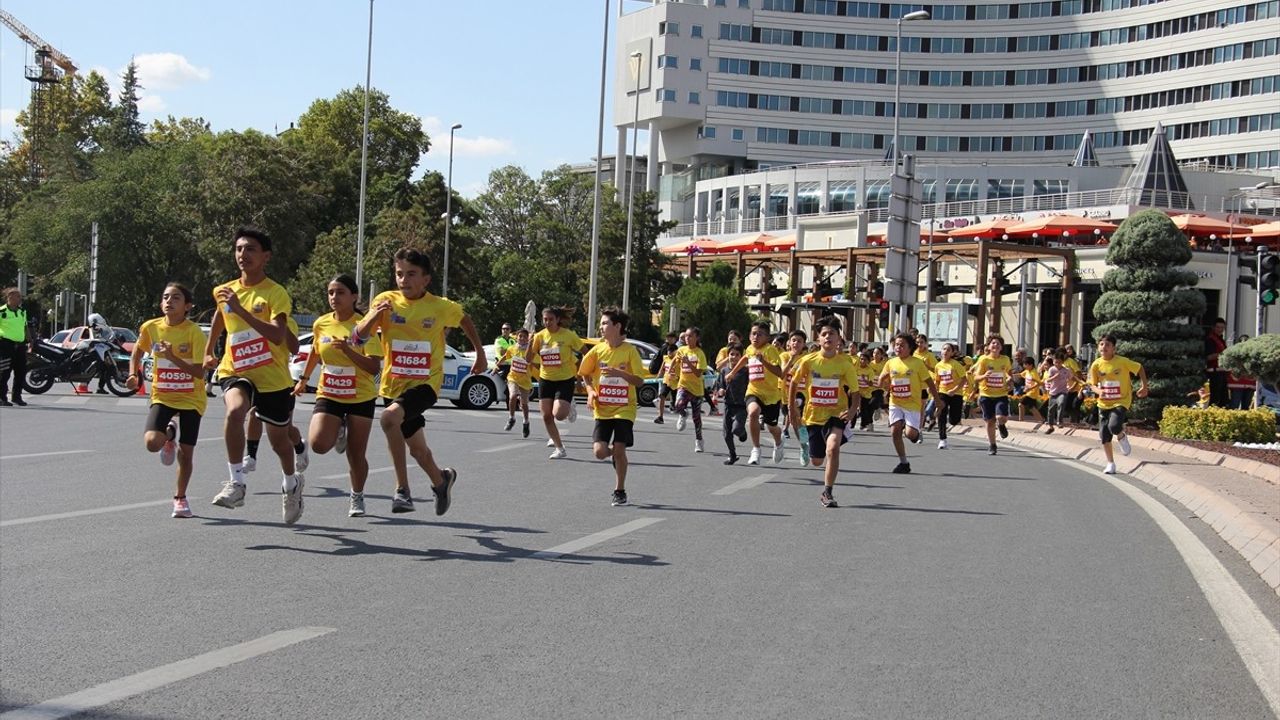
[{"left": 124, "top": 225, "right": 1150, "bottom": 520}]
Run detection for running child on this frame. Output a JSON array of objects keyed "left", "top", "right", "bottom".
[
  {"left": 579, "top": 307, "right": 646, "bottom": 506},
  {"left": 1018, "top": 355, "right": 1046, "bottom": 423},
  {"left": 1043, "top": 348, "right": 1074, "bottom": 434},
  {"left": 1087, "top": 334, "right": 1148, "bottom": 474},
  {"left": 972, "top": 334, "right": 1013, "bottom": 456},
  {"left": 714, "top": 342, "right": 749, "bottom": 464},
  {"left": 725, "top": 321, "right": 785, "bottom": 466},
  {"left": 932, "top": 342, "right": 969, "bottom": 450},
  {"left": 778, "top": 329, "right": 807, "bottom": 446},
  {"left": 529, "top": 306, "right": 583, "bottom": 459},
  {"left": 788, "top": 316, "right": 860, "bottom": 508},
  {"left": 243, "top": 315, "right": 308, "bottom": 474},
  {"left": 654, "top": 332, "right": 679, "bottom": 424},
  {"left": 500, "top": 327, "right": 536, "bottom": 437},
  {"left": 203, "top": 226, "right": 306, "bottom": 524},
  {"left": 878, "top": 332, "right": 938, "bottom": 474},
  {"left": 672, "top": 326, "right": 708, "bottom": 453},
  {"left": 292, "top": 274, "right": 382, "bottom": 517},
  {"left": 352, "top": 247, "right": 486, "bottom": 515},
  {"left": 862, "top": 346, "right": 888, "bottom": 431},
  {"left": 128, "top": 283, "right": 207, "bottom": 518}
]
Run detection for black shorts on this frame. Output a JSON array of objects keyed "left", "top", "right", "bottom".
[
  {"left": 383, "top": 384, "right": 438, "bottom": 439},
  {"left": 593, "top": 418, "right": 635, "bottom": 448},
  {"left": 146, "top": 404, "right": 202, "bottom": 445},
  {"left": 746, "top": 396, "right": 782, "bottom": 426},
  {"left": 662, "top": 384, "right": 677, "bottom": 401},
  {"left": 315, "top": 397, "right": 376, "bottom": 420},
  {"left": 540, "top": 378, "right": 577, "bottom": 403},
  {"left": 220, "top": 377, "right": 296, "bottom": 426},
  {"left": 806, "top": 418, "right": 848, "bottom": 460},
  {"left": 979, "top": 396, "right": 1010, "bottom": 420}
]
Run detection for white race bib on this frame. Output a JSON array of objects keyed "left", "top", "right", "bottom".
[
  {"left": 891, "top": 376, "right": 913, "bottom": 399},
  {"left": 228, "top": 329, "right": 272, "bottom": 372},
  {"left": 321, "top": 365, "right": 358, "bottom": 398},
  {"left": 748, "top": 356, "right": 766, "bottom": 382},
  {"left": 511, "top": 356, "right": 529, "bottom": 375},
  {"left": 389, "top": 339, "right": 432, "bottom": 379},
  {"left": 598, "top": 375, "right": 629, "bottom": 406},
  {"left": 810, "top": 377, "right": 840, "bottom": 407},
  {"left": 985, "top": 371, "right": 1005, "bottom": 389},
  {"left": 154, "top": 358, "right": 195, "bottom": 394},
  {"left": 539, "top": 344, "right": 562, "bottom": 368},
  {"left": 1099, "top": 379, "right": 1122, "bottom": 401}
]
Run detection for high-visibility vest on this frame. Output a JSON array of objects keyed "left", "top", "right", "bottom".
[{"left": 0, "top": 306, "right": 26, "bottom": 342}]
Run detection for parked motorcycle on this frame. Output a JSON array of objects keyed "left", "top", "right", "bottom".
[{"left": 24, "top": 322, "right": 134, "bottom": 397}]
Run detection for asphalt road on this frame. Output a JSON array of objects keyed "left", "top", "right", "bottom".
[{"left": 2, "top": 386, "right": 1278, "bottom": 720}]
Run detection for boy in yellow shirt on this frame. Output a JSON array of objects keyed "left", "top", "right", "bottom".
[
  {"left": 878, "top": 333, "right": 938, "bottom": 474},
  {"left": 655, "top": 332, "right": 679, "bottom": 425},
  {"left": 788, "top": 316, "right": 860, "bottom": 508},
  {"left": 972, "top": 334, "right": 1013, "bottom": 455},
  {"left": 501, "top": 328, "right": 536, "bottom": 437},
  {"left": 579, "top": 307, "right": 646, "bottom": 506},
  {"left": 725, "top": 321, "right": 786, "bottom": 466},
  {"left": 1087, "top": 334, "right": 1148, "bottom": 474},
  {"left": 931, "top": 342, "right": 969, "bottom": 450}
]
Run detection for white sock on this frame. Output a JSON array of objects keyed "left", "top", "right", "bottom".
[
  {"left": 282, "top": 473, "right": 298, "bottom": 493},
  {"left": 227, "top": 462, "right": 245, "bottom": 486}
]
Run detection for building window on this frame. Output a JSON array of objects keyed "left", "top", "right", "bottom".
[
  {"left": 690, "top": 58, "right": 702, "bottom": 71},
  {"left": 739, "top": 0, "right": 751, "bottom": 6},
  {"left": 658, "top": 55, "right": 678, "bottom": 69},
  {"left": 715, "top": 0, "right": 727, "bottom": 5},
  {"left": 691, "top": 24, "right": 703, "bottom": 38},
  {"left": 702, "top": 126, "right": 716, "bottom": 139},
  {"left": 656, "top": 88, "right": 677, "bottom": 102},
  {"left": 1034, "top": 179, "right": 1070, "bottom": 195},
  {"left": 864, "top": 180, "right": 891, "bottom": 210},
  {"left": 732, "top": 128, "right": 745, "bottom": 141},
  {"left": 828, "top": 181, "right": 857, "bottom": 212},
  {"left": 988, "top": 179, "right": 1025, "bottom": 199},
  {"left": 945, "top": 179, "right": 979, "bottom": 203},
  {"left": 689, "top": 91, "right": 701, "bottom": 104},
  {"left": 659, "top": 21, "right": 679, "bottom": 36}
]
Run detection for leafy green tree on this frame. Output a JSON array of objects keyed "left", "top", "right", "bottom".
[
  {"left": 1220, "top": 334, "right": 1280, "bottom": 386},
  {"left": 671, "top": 261, "right": 753, "bottom": 362},
  {"left": 1092, "top": 209, "right": 1205, "bottom": 418},
  {"left": 103, "top": 61, "right": 146, "bottom": 152}
]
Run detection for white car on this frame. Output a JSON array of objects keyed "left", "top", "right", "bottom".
[{"left": 289, "top": 334, "right": 505, "bottom": 410}]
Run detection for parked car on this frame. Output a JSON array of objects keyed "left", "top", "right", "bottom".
[{"left": 56, "top": 325, "right": 138, "bottom": 354}]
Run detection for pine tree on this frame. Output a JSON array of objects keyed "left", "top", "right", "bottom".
[
  {"left": 1091, "top": 209, "right": 1205, "bottom": 418},
  {"left": 106, "top": 61, "right": 146, "bottom": 151}
]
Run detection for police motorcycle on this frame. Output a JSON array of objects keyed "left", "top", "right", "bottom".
[{"left": 25, "top": 313, "right": 135, "bottom": 397}]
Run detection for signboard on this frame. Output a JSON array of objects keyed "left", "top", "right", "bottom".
[{"left": 914, "top": 304, "right": 966, "bottom": 354}]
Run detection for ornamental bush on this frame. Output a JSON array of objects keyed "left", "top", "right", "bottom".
[
  {"left": 1092, "top": 210, "right": 1206, "bottom": 419},
  {"left": 1220, "top": 334, "right": 1280, "bottom": 386},
  {"left": 1158, "top": 406, "right": 1276, "bottom": 444}
]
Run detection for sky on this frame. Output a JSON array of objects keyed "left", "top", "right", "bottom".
[{"left": 0, "top": 0, "right": 649, "bottom": 197}]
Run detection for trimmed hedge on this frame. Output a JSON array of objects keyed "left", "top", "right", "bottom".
[{"left": 1158, "top": 406, "right": 1277, "bottom": 444}]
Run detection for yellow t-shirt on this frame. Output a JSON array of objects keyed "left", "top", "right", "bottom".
[
  {"left": 1064, "top": 357, "right": 1082, "bottom": 376},
  {"left": 715, "top": 346, "right": 731, "bottom": 370},
  {"left": 744, "top": 343, "right": 783, "bottom": 404},
  {"left": 883, "top": 356, "right": 929, "bottom": 412},
  {"left": 913, "top": 347, "right": 938, "bottom": 372},
  {"left": 579, "top": 340, "right": 644, "bottom": 421},
  {"left": 661, "top": 352, "right": 679, "bottom": 388},
  {"left": 855, "top": 359, "right": 876, "bottom": 399},
  {"left": 138, "top": 317, "right": 207, "bottom": 414},
  {"left": 530, "top": 328, "right": 584, "bottom": 382},
  {"left": 502, "top": 343, "right": 538, "bottom": 391},
  {"left": 973, "top": 354, "right": 1013, "bottom": 398},
  {"left": 312, "top": 312, "right": 381, "bottom": 404},
  {"left": 933, "top": 358, "right": 967, "bottom": 395},
  {"left": 869, "top": 360, "right": 886, "bottom": 388},
  {"left": 1088, "top": 354, "right": 1143, "bottom": 410},
  {"left": 795, "top": 352, "right": 859, "bottom": 426},
  {"left": 214, "top": 277, "right": 293, "bottom": 392},
  {"left": 370, "top": 290, "right": 465, "bottom": 398},
  {"left": 674, "top": 346, "right": 707, "bottom": 395},
  {"left": 1021, "top": 368, "right": 1044, "bottom": 401}
]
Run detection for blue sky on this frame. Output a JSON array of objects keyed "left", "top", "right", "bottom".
[{"left": 1, "top": 1, "right": 647, "bottom": 197}]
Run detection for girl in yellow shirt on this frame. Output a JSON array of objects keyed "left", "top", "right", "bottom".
[
  {"left": 931, "top": 343, "right": 969, "bottom": 450},
  {"left": 673, "top": 327, "right": 709, "bottom": 453},
  {"left": 972, "top": 334, "right": 1013, "bottom": 455},
  {"left": 579, "top": 307, "right": 645, "bottom": 506},
  {"left": 529, "top": 306, "right": 584, "bottom": 460},
  {"left": 501, "top": 328, "right": 537, "bottom": 438}
]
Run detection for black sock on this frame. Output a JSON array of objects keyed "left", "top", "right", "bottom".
[
  {"left": 294, "top": 440, "right": 306, "bottom": 455},
  {"left": 246, "top": 440, "right": 259, "bottom": 459}
]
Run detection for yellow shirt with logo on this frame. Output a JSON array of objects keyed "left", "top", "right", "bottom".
[
  {"left": 674, "top": 346, "right": 707, "bottom": 395},
  {"left": 501, "top": 343, "right": 538, "bottom": 391},
  {"left": 370, "top": 290, "right": 464, "bottom": 398},
  {"left": 883, "top": 356, "right": 929, "bottom": 412},
  {"left": 579, "top": 340, "right": 644, "bottom": 421},
  {"left": 138, "top": 318, "right": 207, "bottom": 414},
  {"left": 794, "top": 352, "right": 859, "bottom": 426},
  {"left": 312, "top": 312, "right": 382, "bottom": 404},
  {"left": 715, "top": 346, "right": 731, "bottom": 370},
  {"left": 744, "top": 343, "right": 783, "bottom": 404},
  {"left": 1021, "top": 368, "right": 1045, "bottom": 401},
  {"left": 869, "top": 360, "right": 886, "bottom": 390},
  {"left": 661, "top": 353, "right": 679, "bottom": 388},
  {"left": 214, "top": 278, "right": 293, "bottom": 392},
  {"left": 854, "top": 358, "right": 876, "bottom": 399},
  {"left": 913, "top": 347, "right": 938, "bottom": 372},
  {"left": 1088, "top": 354, "right": 1143, "bottom": 410},
  {"left": 973, "top": 354, "right": 1013, "bottom": 398},
  {"left": 933, "top": 358, "right": 967, "bottom": 395},
  {"left": 530, "top": 328, "right": 584, "bottom": 382}
]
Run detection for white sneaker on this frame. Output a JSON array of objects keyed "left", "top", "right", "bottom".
[
  {"left": 771, "top": 444, "right": 784, "bottom": 464},
  {"left": 159, "top": 419, "right": 178, "bottom": 466},
  {"left": 694, "top": 439, "right": 704, "bottom": 453},
  {"left": 282, "top": 474, "right": 305, "bottom": 525},
  {"left": 546, "top": 438, "right": 556, "bottom": 448},
  {"left": 938, "top": 439, "right": 948, "bottom": 450},
  {"left": 348, "top": 492, "right": 365, "bottom": 517},
  {"left": 335, "top": 421, "right": 347, "bottom": 455},
  {"left": 1103, "top": 462, "right": 1117, "bottom": 474},
  {"left": 567, "top": 403, "right": 578, "bottom": 423},
  {"left": 1117, "top": 434, "right": 1131, "bottom": 456},
  {"left": 748, "top": 447, "right": 760, "bottom": 465},
  {"left": 675, "top": 414, "right": 687, "bottom": 432},
  {"left": 211, "top": 481, "right": 246, "bottom": 509},
  {"left": 241, "top": 455, "right": 256, "bottom": 473},
  {"left": 549, "top": 447, "right": 567, "bottom": 460},
  {"left": 295, "top": 444, "right": 310, "bottom": 473}
]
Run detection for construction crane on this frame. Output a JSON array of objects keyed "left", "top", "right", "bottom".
[{"left": 0, "top": 9, "right": 78, "bottom": 180}]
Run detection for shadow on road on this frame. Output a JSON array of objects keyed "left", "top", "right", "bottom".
[
  {"left": 631, "top": 502, "right": 790, "bottom": 518},
  {"left": 848, "top": 502, "right": 1005, "bottom": 516}
]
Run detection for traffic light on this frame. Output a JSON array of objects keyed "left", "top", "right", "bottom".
[
  {"left": 878, "top": 299, "right": 890, "bottom": 329},
  {"left": 871, "top": 280, "right": 884, "bottom": 300},
  {"left": 1261, "top": 252, "right": 1280, "bottom": 306},
  {"left": 929, "top": 276, "right": 947, "bottom": 301}
]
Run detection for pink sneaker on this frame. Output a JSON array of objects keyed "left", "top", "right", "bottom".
[
  {"left": 172, "top": 497, "right": 193, "bottom": 518},
  {"left": 160, "top": 439, "right": 176, "bottom": 466}
]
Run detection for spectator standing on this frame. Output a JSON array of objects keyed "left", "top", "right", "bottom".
[
  {"left": 493, "top": 323, "right": 516, "bottom": 382},
  {"left": 0, "top": 287, "right": 32, "bottom": 406},
  {"left": 1205, "top": 317, "right": 1229, "bottom": 407}
]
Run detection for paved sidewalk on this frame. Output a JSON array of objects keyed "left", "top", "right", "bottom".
[{"left": 949, "top": 419, "right": 1280, "bottom": 596}]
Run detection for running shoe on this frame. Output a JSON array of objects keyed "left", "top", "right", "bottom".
[
  {"left": 1117, "top": 434, "right": 1131, "bottom": 456},
  {"left": 335, "top": 421, "right": 347, "bottom": 455},
  {"left": 391, "top": 488, "right": 415, "bottom": 513},
  {"left": 241, "top": 455, "right": 256, "bottom": 473},
  {"left": 798, "top": 447, "right": 809, "bottom": 466},
  {"left": 909, "top": 433, "right": 923, "bottom": 445},
  {"left": 820, "top": 488, "right": 838, "bottom": 508},
  {"left": 724, "top": 456, "right": 738, "bottom": 465},
  {"left": 295, "top": 444, "right": 310, "bottom": 473},
  {"left": 998, "top": 424, "right": 1009, "bottom": 440},
  {"left": 348, "top": 492, "right": 366, "bottom": 517},
  {"left": 522, "top": 421, "right": 530, "bottom": 438},
  {"left": 160, "top": 419, "right": 178, "bottom": 467},
  {"left": 549, "top": 447, "right": 568, "bottom": 460},
  {"left": 567, "top": 403, "right": 578, "bottom": 423},
  {"left": 1045, "top": 426, "right": 1055, "bottom": 435},
  {"left": 547, "top": 438, "right": 556, "bottom": 448},
  {"left": 282, "top": 474, "right": 305, "bottom": 525},
  {"left": 171, "top": 497, "right": 193, "bottom": 519},
  {"left": 735, "top": 425, "right": 747, "bottom": 443},
  {"left": 747, "top": 447, "right": 760, "bottom": 465},
  {"left": 504, "top": 417, "right": 515, "bottom": 431},
  {"left": 989, "top": 444, "right": 998, "bottom": 455},
  {"left": 611, "top": 489, "right": 628, "bottom": 507},
  {"left": 211, "top": 481, "right": 245, "bottom": 508},
  {"left": 653, "top": 416, "right": 665, "bottom": 424},
  {"left": 783, "top": 428, "right": 791, "bottom": 439},
  {"left": 891, "top": 462, "right": 911, "bottom": 474},
  {"left": 0, "top": 398, "right": 11, "bottom": 407},
  {"left": 12, "top": 397, "right": 25, "bottom": 406},
  {"left": 1103, "top": 462, "right": 1117, "bottom": 474},
  {"left": 675, "top": 414, "right": 687, "bottom": 432},
  {"left": 694, "top": 439, "right": 704, "bottom": 453},
  {"left": 434, "top": 468, "right": 457, "bottom": 516},
  {"left": 938, "top": 439, "right": 948, "bottom": 450},
  {"left": 772, "top": 444, "right": 784, "bottom": 464}
]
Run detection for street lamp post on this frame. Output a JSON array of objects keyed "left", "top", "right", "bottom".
[
  {"left": 622, "top": 50, "right": 643, "bottom": 315},
  {"left": 586, "top": 0, "right": 611, "bottom": 331},
  {"left": 892, "top": 10, "right": 930, "bottom": 168},
  {"left": 443, "top": 122, "right": 462, "bottom": 298},
  {"left": 355, "top": 0, "right": 375, "bottom": 294}
]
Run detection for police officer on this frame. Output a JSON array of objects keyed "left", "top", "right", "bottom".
[
  {"left": 0, "top": 287, "right": 31, "bottom": 406},
  {"left": 493, "top": 322, "right": 515, "bottom": 382}
]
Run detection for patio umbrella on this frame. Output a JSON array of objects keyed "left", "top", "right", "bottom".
[
  {"left": 1004, "top": 215, "right": 1118, "bottom": 239},
  {"left": 944, "top": 218, "right": 1022, "bottom": 239},
  {"left": 1245, "top": 221, "right": 1280, "bottom": 239},
  {"left": 1168, "top": 214, "right": 1251, "bottom": 237},
  {"left": 661, "top": 238, "right": 720, "bottom": 255},
  {"left": 762, "top": 234, "right": 796, "bottom": 250},
  {"left": 714, "top": 232, "right": 773, "bottom": 253},
  {"left": 523, "top": 300, "right": 538, "bottom": 333}
]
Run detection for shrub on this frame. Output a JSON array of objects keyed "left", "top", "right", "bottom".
[
  {"left": 1158, "top": 406, "right": 1277, "bottom": 444},
  {"left": 1220, "top": 334, "right": 1280, "bottom": 386}
]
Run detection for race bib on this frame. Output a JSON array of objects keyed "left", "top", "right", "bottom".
[
  {"left": 985, "top": 372, "right": 1005, "bottom": 389},
  {"left": 1099, "top": 380, "right": 1122, "bottom": 401},
  {"left": 682, "top": 356, "right": 698, "bottom": 374},
  {"left": 748, "top": 356, "right": 766, "bottom": 382},
  {"left": 228, "top": 329, "right": 272, "bottom": 372},
  {"left": 154, "top": 358, "right": 194, "bottom": 393},
  {"left": 891, "top": 376, "right": 913, "bottom": 399},
  {"left": 810, "top": 377, "right": 840, "bottom": 407},
  {"left": 938, "top": 368, "right": 953, "bottom": 386},
  {"left": 539, "top": 344, "right": 562, "bottom": 368},
  {"left": 598, "top": 375, "right": 630, "bottom": 406},
  {"left": 389, "top": 339, "right": 432, "bottom": 378},
  {"left": 321, "top": 365, "right": 357, "bottom": 398},
  {"left": 858, "top": 373, "right": 871, "bottom": 390},
  {"left": 511, "top": 356, "right": 529, "bottom": 375}
]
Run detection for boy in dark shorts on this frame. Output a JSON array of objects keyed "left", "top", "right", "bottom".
[{"left": 579, "top": 307, "right": 645, "bottom": 506}]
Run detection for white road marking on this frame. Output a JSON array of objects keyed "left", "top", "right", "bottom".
[
  {"left": 0, "top": 626, "right": 335, "bottom": 720},
  {"left": 477, "top": 442, "right": 528, "bottom": 454},
  {"left": 1054, "top": 457, "right": 1280, "bottom": 716},
  {"left": 532, "top": 518, "right": 664, "bottom": 559},
  {"left": 0, "top": 499, "right": 190, "bottom": 528},
  {"left": 712, "top": 473, "right": 776, "bottom": 496},
  {"left": 316, "top": 466, "right": 392, "bottom": 481},
  {"left": 55, "top": 397, "right": 92, "bottom": 406},
  {"left": 0, "top": 450, "right": 92, "bottom": 461}
]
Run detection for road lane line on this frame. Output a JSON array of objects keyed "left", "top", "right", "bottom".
[
  {"left": 316, "top": 466, "right": 392, "bottom": 481},
  {"left": 0, "top": 498, "right": 191, "bottom": 528},
  {"left": 532, "top": 518, "right": 664, "bottom": 559},
  {"left": 0, "top": 450, "right": 93, "bottom": 461},
  {"left": 0, "top": 626, "right": 335, "bottom": 720},
  {"left": 54, "top": 397, "right": 92, "bottom": 406},
  {"left": 1054, "top": 457, "right": 1280, "bottom": 716},
  {"left": 712, "top": 473, "right": 776, "bottom": 496},
  {"left": 477, "top": 442, "right": 528, "bottom": 454}
]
